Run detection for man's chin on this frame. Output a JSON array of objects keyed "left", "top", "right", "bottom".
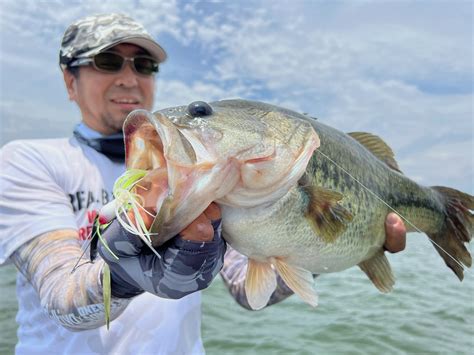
[{"left": 104, "top": 117, "right": 128, "bottom": 134}]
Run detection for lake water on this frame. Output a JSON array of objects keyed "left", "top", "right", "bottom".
[{"left": 1, "top": 236, "right": 473, "bottom": 354}]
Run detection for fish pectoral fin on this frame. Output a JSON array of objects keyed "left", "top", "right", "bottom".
[
  {"left": 302, "top": 185, "right": 353, "bottom": 243},
  {"left": 271, "top": 257, "right": 318, "bottom": 307},
  {"left": 245, "top": 259, "right": 278, "bottom": 310},
  {"left": 358, "top": 249, "right": 395, "bottom": 293},
  {"left": 347, "top": 132, "right": 402, "bottom": 173}
]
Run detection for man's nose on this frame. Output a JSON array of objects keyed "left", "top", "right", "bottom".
[{"left": 114, "top": 62, "right": 138, "bottom": 87}]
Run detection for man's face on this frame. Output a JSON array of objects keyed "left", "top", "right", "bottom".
[{"left": 64, "top": 43, "right": 156, "bottom": 135}]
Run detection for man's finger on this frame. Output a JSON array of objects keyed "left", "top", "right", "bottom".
[
  {"left": 203, "top": 202, "right": 221, "bottom": 221},
  {"left": 384, "top": 213, "right": 407, "bottom": 253},
  {"left": 179, "top": 213, "right": 214, "bottom": 242}
]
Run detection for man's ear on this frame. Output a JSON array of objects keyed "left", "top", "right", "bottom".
[{"left": 63, "top": 69, "right": 78, "bottom": 101}]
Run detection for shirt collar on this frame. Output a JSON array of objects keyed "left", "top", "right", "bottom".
[{"left": 74, "top": 122, "right": 105, "bottom": 139}]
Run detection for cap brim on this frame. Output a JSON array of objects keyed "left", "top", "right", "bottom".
[{"left": 78, "top": 36, "right": 167, "bottom": 63}]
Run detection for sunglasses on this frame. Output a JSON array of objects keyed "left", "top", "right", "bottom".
[{"left": 69, "top": 52, "right": 159, "bottom": 76}]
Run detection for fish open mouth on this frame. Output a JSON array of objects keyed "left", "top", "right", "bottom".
[
  {"left": 124, "top": 110, "right": 168, "bottom": 171},
  {"left": 123, "top": 110, "right": 170, "bottom": 223},
  {"left": 121, "top": 109, "right": 233, "bottom": 246}
]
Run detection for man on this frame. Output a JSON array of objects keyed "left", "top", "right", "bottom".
[{"left": 0, "top": 13, "right": 406, "bottom": 354}]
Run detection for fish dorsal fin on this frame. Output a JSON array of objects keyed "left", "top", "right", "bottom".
[
  {"left": 358, "top": 249, "right": 395, "bottom": 293},
  {"left": 301, "top": 185, "right": 353, "bottom": 243},
  {"left": 348, "top": 132, "right": 402, "bottom": 173},
  {"left": 270, "top": 257, "right": 318, "bottom": 307},
  {"left": 245, "top": 259, "right": 277, "bottom": 310}
]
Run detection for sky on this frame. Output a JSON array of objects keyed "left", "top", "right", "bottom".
[{"left": 0, "top": 0, "right": 472, "bottom": 192}]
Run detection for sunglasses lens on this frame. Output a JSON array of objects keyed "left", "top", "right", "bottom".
[
  {"left": 134, "top": 57, "right": 159, "bottom": 75},
  {"left": 94, "top": 52, "right": 124, "bottom": 72},
  {"left": 92, "top": 52, "right": 158, "bottom": 75}
]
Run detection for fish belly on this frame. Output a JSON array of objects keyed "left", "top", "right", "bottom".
[{"left": 221, "top": 188, "right": 382, "bottom": 274}]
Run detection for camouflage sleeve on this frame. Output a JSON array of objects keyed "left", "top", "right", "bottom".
[
  {"left": 99, "top": 219, "right": 226, "bottom": 299},
  {"left": 219, "top": 245, "right": 297, "bottom": 310},
  {"left": 10, "top": 230, "right": 131, "bottom": 331}
]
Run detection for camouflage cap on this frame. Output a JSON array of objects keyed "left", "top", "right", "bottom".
[{"left": 59, "top": 13, "right": 167, "bottom": 70}]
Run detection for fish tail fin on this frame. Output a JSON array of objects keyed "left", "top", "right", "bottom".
[{"left": 429, "top": 186, "right": 473, "bottom": 280}]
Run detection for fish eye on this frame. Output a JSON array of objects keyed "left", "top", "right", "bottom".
[{"left": 187, "top": 101, "right": 213, "bottom": 118}]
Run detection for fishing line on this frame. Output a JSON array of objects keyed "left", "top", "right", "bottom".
[
  {"left": 315, "top": 149, "right": 468, "bottom": 272},
  {"left": 71, "top": 234, "right": 94, "bottom": 274}
]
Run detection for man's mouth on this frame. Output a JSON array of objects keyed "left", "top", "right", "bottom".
[{"left": 111, "top": 98, "right": 141, "bottom": 110}]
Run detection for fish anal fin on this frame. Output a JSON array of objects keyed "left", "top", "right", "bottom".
[
  {"left": 245, "top": 259, "right": 277, "bottom": 310},
  {"left": 348, "top": 132, "right": 402, "bottom": 173},
  {"left": 302, "top": 186, "right": 353, "bottom": 243},
  {"left": 358, "top": 249, "right": 395, "bottom": 293},
  {"left": 271, "top": 257, "right": 318, "bottom": 307}
]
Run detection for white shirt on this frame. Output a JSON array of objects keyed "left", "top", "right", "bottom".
[{"left": 0, "top": 126, "right": 204, "bottom": 354}]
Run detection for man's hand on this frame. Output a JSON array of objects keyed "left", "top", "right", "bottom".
[
  {"left": 383, "top": 212, "right": 406, "bottom": 253},
  {"left": 179, "top": 203, "right": 221, "bottom": 242},
  {"left": 98, "top": 201, "right": 226, "bottom": 299},
  {"left": 99, "top": 183, "right": 226, "bottom": 299}
]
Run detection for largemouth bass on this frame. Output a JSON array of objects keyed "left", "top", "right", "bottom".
[{"left": 119, "top": 99, "right": 473, "bottom": 310}]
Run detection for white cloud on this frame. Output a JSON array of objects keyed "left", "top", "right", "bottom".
[
  {"left": 0, "top": 0, "right": 183, "bottom": 42},
  {"left": 202, "top": 9, "right": 470, "bottom": 97}
]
